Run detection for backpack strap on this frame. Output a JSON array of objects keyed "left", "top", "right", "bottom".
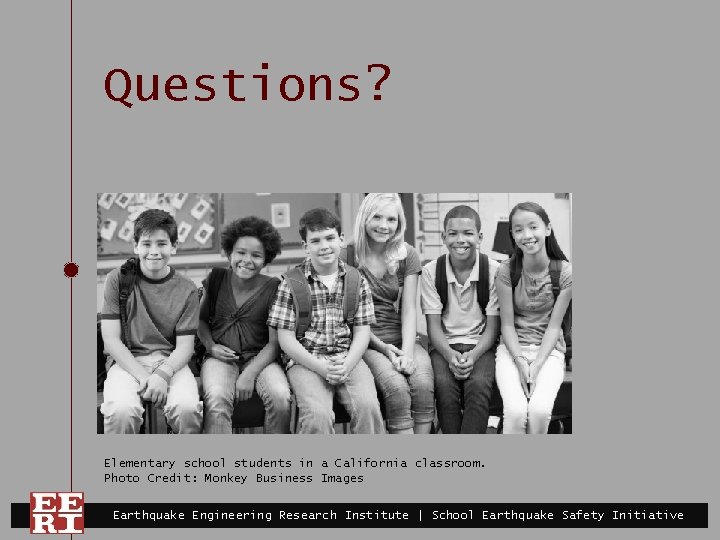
[
  {"left": 434, "top": 254, "right": 448, "bottom": 310},
  {"left": 205, "top": 267, "right": 225, "bottom": 323},
  {"left": 118, "top": 257, "right": 139, "bottom": 346},
  {"left": 476, "top": 253, "right": 490, "bottom": 316},
  {"left": 345, "top": 244, "right": 356, "bottom": 267},
  {"left": 283, "top": 267, "right": 312, "bottom": 340},
  {"left": 282, "top": 264, "right": 363, "bottom": 341},
  {"left": 436, "top": 253, "right": 490, "bottom": 315},
  {"left": 509, "top": 255, "right": 522, "bottom": 293},
  {"left": 549, "top": 259, "right": 572, "bottom": 363},
  {"left": 548, "top": 259, "right": 561, "bottom": 299},
  {"left": 342, "top": 265, "right": 362, "bottom": 329}
]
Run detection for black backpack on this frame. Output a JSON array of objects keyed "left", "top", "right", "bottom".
[
  {"left": 509, "top": 256, "right": 572, "bottom": 362},
  {"left": 191, "top": 267, "right": 225, "bottom": 370},
  {"left": 97, "top": 257, "right": 140, "bottom": 390},
  {"left": 434, "top": 253, "right": 491, "bottom": 316}
]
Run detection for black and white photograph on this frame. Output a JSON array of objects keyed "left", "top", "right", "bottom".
[{"left": 96, "top": 193, "right": 573, "bottom": 436}]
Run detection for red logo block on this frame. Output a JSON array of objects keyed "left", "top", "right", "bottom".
[{"left": 30, "top": 492, "right": 84, "bottom": 534}]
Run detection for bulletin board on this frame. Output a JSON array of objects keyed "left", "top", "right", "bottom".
[
  {"left": 221, "top": 193, "right": 338, "bottom": 249},
  {"left": 97, "top": 193, "right": 222, "bottom": 258}
]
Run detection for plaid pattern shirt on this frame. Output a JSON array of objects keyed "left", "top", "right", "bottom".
[{"left": 267, "top": 258, "right": 375, "bottom": 365}]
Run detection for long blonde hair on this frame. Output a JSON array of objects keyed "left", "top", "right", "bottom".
[{"left": 353, "top": 193, "right": 407, "bottom": 275}]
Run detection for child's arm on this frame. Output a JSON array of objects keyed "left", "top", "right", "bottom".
[
  {"left": 425, "top": 314, "right": 463, "bottom": 370},
  {"left": 336, "top": 324, "right": 371, "bottom": 372},
  {"left": 197, "top": 291, "right": 238, "bottom": 363},
  {"left": 496, "top": 277, "right": 530, "bottom": 397},
  {"left": 459, "top": 315, "right": 500, "bottom": 369},
  {"left": 399, "top": 272, "right": 420, "bottom": 360},
  {"left": 529, "top": 285, "right": 572, "bottom": 384},
  {"left": 269, "top": 279, "right": 330, "bottom": 378},
  {"left": 145, "top": 334, "right": 195, "bottom": 407},
  {"left": 367, "top": 332, "right": 402, "bottom": 370},
  {"left": 496, "top": 267, "right": 523, "bottom": 358},
  {"left": 101, "top": 319, "right": 149, "bottom": 387},
  {"left": 100, "top": 270, "right": 149, "bottom": 387},
  {"left": 326, "top": 324, "right": 371, "bottom": 384},
  {"left": 420, "top": 264, "right": 463, "bottom": 374},
  {"left": 158, "top": 289, "right": 200, "bottom": 377},
  {"left": 328, "top": 276, "right": 376, "bottom": 379},
  {"left": 277, "top": 329, "right": 329, "bottom": 377},
  {"left": 367, "top": 331, "right": 389, "bottom": 352},
  {"left": 457, "top": 265, "right": 503, "bottom": 374},
  {"left": 146, "top": 288, "right": 201, "bottom": 406},
  {"left": 235, "top": 328, "right": 281, "bottom": 401}
]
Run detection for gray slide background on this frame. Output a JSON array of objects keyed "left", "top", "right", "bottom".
[{"left": 3, "top": 0, "right": 716, "bottom": 538}]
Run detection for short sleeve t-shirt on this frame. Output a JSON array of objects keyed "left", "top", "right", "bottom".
[
  {"left": 199, "top": 269, "right": 280, "bottom": 365},
  {"left": 421, "top": 253, "right": 500, "bottom": 346},
  {"left": 495, "top": 259, "right": 572, "bottom": 353},
  {"left": 101, "top": 266, "right": 200, "bottom": 358},
  {"left": 342, "top": 242, "right": 422, "bottom": 346}
]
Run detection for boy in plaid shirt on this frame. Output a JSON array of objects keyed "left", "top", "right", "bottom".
[{"left": 268, "top": 208, "right": 385, "bottom": 434}]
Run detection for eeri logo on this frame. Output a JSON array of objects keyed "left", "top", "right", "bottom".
[{"left": 30, "top": 492, "right": 84, "bottom": 534}]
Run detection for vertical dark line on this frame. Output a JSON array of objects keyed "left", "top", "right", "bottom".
[
  {"left": 69, "top": 0, "right": 74, "bottom": 494},
  {"left": 70, "top": 0, "right": 73, "bottom": 260},
  {"left": 70, "top": 279, "right": 73, "bottom": 490}
]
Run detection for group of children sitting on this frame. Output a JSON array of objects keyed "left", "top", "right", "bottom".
[{"left": 100, "top": 193, "right": 572, "bottom": 435}]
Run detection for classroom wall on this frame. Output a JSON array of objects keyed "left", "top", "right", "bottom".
[
  {"left": 221, "top": 193, "right": 339, "bottom": 247},
  {"left": 97, "top": 192, "right": 571, "bottom": 311},
  {"left": 414, "top": 193, "right": 572, "bottom": 262},
  {"left": 97, "top": 193, "right": 352, "bottom": 310}
]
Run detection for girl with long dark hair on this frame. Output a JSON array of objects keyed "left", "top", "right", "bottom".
[{"left": 495, "top": 202, "right": 572, "bottom": 434}]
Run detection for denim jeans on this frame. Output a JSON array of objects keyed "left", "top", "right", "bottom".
[
  {"left": 495, "top": 343, "right": 565, "bottom": 434},
  {"left": 287, "top": 360, "right": 385, "bottom": 434},
  {"left": 363, "top": 342, "right": 434, "bottom": 432},
  {"left": 201, "top": 357, "right": 291, "bottom": 434},
  {"left": 430, "top": 343, "right": 495, "bottom": 434},
  {"left": 101, "top": 354, "right": 203, "bottom": 434}
]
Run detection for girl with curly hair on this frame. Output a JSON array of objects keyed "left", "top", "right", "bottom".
[{"left": 198, "top": 216, "right": 291, "bottom": 433}]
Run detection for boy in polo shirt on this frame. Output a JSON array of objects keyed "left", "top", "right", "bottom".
[
  {"left": 421, "top": 205, "right": 500, "bottom": 433},
  {"left": 100, "top": 209, "right": 203, "bottom": 434},
  {"left": 268, "top": 208, "right": 385, "bottom": 434}
]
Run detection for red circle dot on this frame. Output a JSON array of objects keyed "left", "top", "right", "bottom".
[{"left": 64, "top": 262, "right": 79, "bottom": 278}]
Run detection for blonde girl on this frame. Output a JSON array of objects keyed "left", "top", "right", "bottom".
[{"left": 344, "top": 193, "right": 434, "bottom": 434}]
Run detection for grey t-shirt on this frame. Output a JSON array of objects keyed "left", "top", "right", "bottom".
[
  {"left": 101, "top": 266, "right": 200, "bottom": 357},
  {"left": 495, "top": 259, "right": 572, "bottom": 353},
  {"left": 342, "top": 242, "right": 421, "bottom": 346}
]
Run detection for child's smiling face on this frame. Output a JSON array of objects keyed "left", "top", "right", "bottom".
[
  {"left": 134, "top": 229, "right": 176, "bottom": 279},
  {"left": 442, "top": 217, "right": 481, "bottom": 263},
  {"left": 365, "top": 202, "right": 399, "bottom": 245},
  {"left": 511, "top": 210, "right": 551, "bottom": 256},
  {"left": 303, "top": 227, "right": 344, "bottom": 273},
  {"left": 229, "top": 236, "right": 266, "bottom": 281}
]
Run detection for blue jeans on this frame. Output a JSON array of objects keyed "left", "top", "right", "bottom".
[
  {"left": 287, "top": 360, "right": 385, "bottom": 434},
  {"left": 363, "top": 342, "right": 434, "bottom": 432},
  {"left": 430, "top": 344, "right": 496, "bottom": 434},
  {"left": 201, "top": 357, "right": 291, "bottom": 434},
  {"left": 102, "top": 354, "right": 202, "bottom": 434}
]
